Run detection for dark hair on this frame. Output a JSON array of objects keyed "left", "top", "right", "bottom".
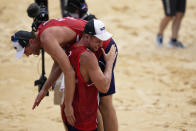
[
  {"left": 84, "top": 19, "right": 95, "bottom": 35},
  {"left": 11, "top": 30, "right": 35, "bottom": 47}
]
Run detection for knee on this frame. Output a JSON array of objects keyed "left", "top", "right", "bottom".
[
  {"left": 99, "top": 96, "right": 115, "bottom": 112},
  {"left": 176, "top": 13, "right": 185, "bottom": 20},
  {"left": 164, "top": 16, "right": 173, "bottom": 21}
]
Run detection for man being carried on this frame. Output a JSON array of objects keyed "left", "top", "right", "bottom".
[{"left": 11, "top": 17, "right": 87, "bottom": 125}]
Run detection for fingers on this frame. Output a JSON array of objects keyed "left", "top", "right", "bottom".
[
  {"left": 64, "top": 106, "right": 76, "bottom": 126},
  {"left": 32, "top": 97, "right": 38, "bottom": 110},
  {"left": 32, "top": 101, "right": 37, "bottom": 110},
  {"left": 102, "top": 45, "right": 117, "bottom": 56},
  {"left": 32, "top": 93, "right": 44, "bottom": 110},
  {"left": 101, "top": 48, "right": 106, "bottom": 56},
  {"left": 32, "top": 96, "right": 40, "bottom": 110},
  {"left": 110, "top": 45, "right": 116, "bottom": 54},
  {"left": 66, "top": 114, "right": 75, "bottom": 126},
  {"left": 108, "top": 45, "right": 117, "bottom": 59}
]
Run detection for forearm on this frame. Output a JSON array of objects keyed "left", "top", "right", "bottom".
[
  {"left": 64, "top": 70, "right": 75, "bottom": 106},
  {"left": 103, "top": 61, "right": 114, "bottom": 90},
  {"left": 42, "top": 62, "right": 62, "bottom": 91}
]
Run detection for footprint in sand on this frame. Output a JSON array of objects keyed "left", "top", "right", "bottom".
[
  {"left": 50, "top": 117, "right": 62, "bottom": 123},
  {"left": 190, "top": 112, "right": 196, "bottom": 118},
  {"left": 190, "top": 81, "right": 196, "bottom": 89},
  {"left": 121, "top": 123, "right": 128, "bottom": 128},
  {"left": 0, "top": 6, "right": 6, "bottom": 14},
  {"left": 111, "top": 5, "right": 129, "bottom": 12},
  {"left": 117, "top": 24, "right": 131, "bottom": 30},
  {"left": 18, "top": 128, "right": 28, "bottom": 131},
  {"left": 187, "top": 98, "right": 196, "bottom": 106},
  {"left": 116, "top": 24, "right": 139, "bottom": 37},
  {"left": 1, "top": 58, "right": 10, "bottom": 63},
  {"left": 114, "top": 97, "right": 124, "bottom": 104}
]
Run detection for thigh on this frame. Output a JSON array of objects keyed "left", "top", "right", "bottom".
[
  {"left": 100, "top": 94, "right": 113, "bottom": 106},
  {"left": 54, "top": 74, "right": 64, "bottom": 105},
  {"left": 162, "top": 0, "right": 177, "bottom": 16},
  {"left": 176, "top": 0, "right": 186, "bottom": 13}
]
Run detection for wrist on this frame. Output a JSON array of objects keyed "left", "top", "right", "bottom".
[
  {"left": 64, "top": 102, "right": 72, "bottom": 107},
  {"left": 43, "top": 86, "right": 48, "bottom": 92},
  {"left": 64, "top": 98, "right": 73, "bottom": 106},
  {"left": 106, "top": 60, "right": 113, "bottom": 66}
]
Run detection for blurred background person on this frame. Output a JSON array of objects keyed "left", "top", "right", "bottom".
[{"left": 156, "top": 0, "right": 186, "bottom": 48}]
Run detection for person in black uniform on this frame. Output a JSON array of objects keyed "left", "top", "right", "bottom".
[
  {"left": 156, "top": 0, "right": 186, "bottom": 48},
  {"left": 60, "top": 0, "right": 96, "bottom": 21}
]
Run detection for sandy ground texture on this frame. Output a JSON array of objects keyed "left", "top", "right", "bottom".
[{"left": 0, "top": 0, "right": 196, "bottom": 131}]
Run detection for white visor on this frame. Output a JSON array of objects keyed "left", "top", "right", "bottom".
[{"left": 12, "top": 41, "right": 25, "bottom": 59}]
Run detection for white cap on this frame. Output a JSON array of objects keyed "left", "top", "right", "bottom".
[
  {"left": 84, "top": 19, "right": 112, "bottom": 41},
  {"left": 12, "top": 41, "right": 25, "bottom": 59}
]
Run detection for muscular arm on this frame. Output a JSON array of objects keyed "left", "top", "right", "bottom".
[
  {"left": 40, "top": 31, "right": 75, "bottom": 106},
  {"left": 41, "top": 62, "right": 62, "bottom": 92},
  {"left": 80, "top": 51, "right": 113, "bottom": 93}
]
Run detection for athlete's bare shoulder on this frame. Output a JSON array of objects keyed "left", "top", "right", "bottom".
[
  {"left": 40, "top": 26, "right": 76, "bottom": 44},
  {"left": 80, "top": 50, "right": 98, "bottom": 69}
]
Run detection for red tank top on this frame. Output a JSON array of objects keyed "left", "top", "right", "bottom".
[
  {"left": 37, "top": 17, "right": 87, "bottom": 40},
  {"left": 66, "top": 44, "right": 98, "bottom": 130},
  {"left": 37, "top": 17, "right": 111, "bottom": 58}
]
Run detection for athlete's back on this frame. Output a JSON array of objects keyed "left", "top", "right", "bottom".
[{"left": 37, "top": 17, "right": 87, "bottom": 39}]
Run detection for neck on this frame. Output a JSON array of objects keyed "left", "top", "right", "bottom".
[
  {"left": 34, "top": 32, "right": 38, "bottom": 39},
  {"left": 77, "top": 37, "right": 86, "bottom": 47}
]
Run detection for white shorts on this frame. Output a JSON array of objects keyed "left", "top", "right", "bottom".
[{"left": 53, "top": 74, "right": 64, "bottom": 105}]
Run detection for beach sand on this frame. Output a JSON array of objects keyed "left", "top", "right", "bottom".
[{"left": 0, "top": 0, "right": 196, "bottom": 130}]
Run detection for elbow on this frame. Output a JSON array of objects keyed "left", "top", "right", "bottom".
[
  {"left": 97, "top": 78, "right": 111, "bottom": 93},
  {"left": 64, "top": 68, "right": 75, "bottom": 78},
  {"left": 70, "top": 68, "right": 75, "bottom": 75},
  {"left": 69, "top": 69, "right": 75, "bottom": 78},
  {"left": 101, "top": 88, "right": 109, "bottom": 94},
  {"left": 99, "top": 84, "right": 110, "bottom": 94}
]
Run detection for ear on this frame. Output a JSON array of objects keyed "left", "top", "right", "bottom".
[
  {"left": 30, "top": 39, "right": 39, "bottom": 46},
  {"left": 86, "top": 34, "right": 93, "bottom": 40},
  {"left": 82, "top": 34, "right": 90, "bottom": 44},
  {"left": 83, "top": 34, "right": 89, "bottom": 40},
  {"left": 29, "top": 39, "right": 36, "bottom": 44}
]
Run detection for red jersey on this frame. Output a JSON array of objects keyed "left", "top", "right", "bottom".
[
  {"left": 37, "top": 17, "right": 87, "bottom": 41},
  {"left": 37, "top": 17, "right": 110, "bottom": 58},
  {"left": 65, "top": 44, "right": 99, "bottom": 130}
]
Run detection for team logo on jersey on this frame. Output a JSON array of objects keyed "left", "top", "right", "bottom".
[{"left": 68, "top": 51, "right": 72, "bottom": 57}]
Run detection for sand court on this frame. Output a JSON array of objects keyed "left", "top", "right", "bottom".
[{"left": 0, "top": 0, "right": 196, "bottom": 130}]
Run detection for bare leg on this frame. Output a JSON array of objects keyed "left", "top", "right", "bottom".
[
  {"left": 99, "top": 95, "right": 118, "bottom": 131},
  {"left": 158, "top": 16, "right": 172, "bottom": 35},
  {"left": 171, "top": 12, "right": 184, "bottom": 39},
  {"left": 97, "top": 109, "right": 104, "bottom": 131}
]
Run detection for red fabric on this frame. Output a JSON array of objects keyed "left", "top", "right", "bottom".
[
  {"left": 37, "top": 17, "right": 87, "bottom": 40},
  {"left": 37, "top": 16, "right": 111, "bottom": 59},
  {"left": 62, "top": 44, "right": 98, "bottom": 130}
]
